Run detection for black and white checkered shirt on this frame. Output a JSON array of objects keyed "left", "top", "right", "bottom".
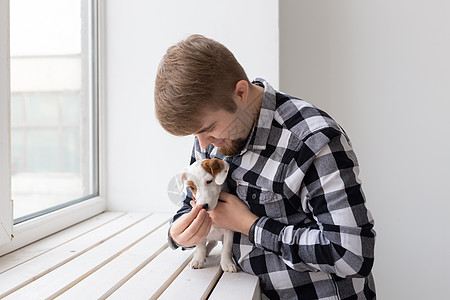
[{"left": 171, "top": 79, "right": 376, "bottom": 299}]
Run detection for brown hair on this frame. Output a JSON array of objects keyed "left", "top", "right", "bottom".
[{"left": 154, "top": 34, "right": 249, "bottom": 136}]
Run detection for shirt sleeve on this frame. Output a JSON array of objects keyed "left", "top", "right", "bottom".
[{"left": 251, "top": 128, "right": 376, "bottom": 278}]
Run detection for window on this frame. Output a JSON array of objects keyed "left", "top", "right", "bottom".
[
  {"left": 0, "top": 0, "right": 13, "bottom": 246},
  {"left": 0, "top": 0, "right": 104, "bottom": 252}
]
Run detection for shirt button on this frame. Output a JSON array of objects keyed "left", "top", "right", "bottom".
[{"left": 251, "top": 193, "right": 257, "bottom": 200}]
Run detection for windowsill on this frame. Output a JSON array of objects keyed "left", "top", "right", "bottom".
[
  {"left": 0, "top": 196, "right": 106, "bottom": 256},
  {"left": 0, "top": 211, "right": 261, "bottom": 299}
]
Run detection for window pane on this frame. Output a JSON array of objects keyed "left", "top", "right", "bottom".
[
  {"left": 27, "top": 94, "right": 59, "bottom": 126},
  {"left": 10, "top": 95, "right": 25, "bottom": 125},
  {"left": 10, "top": 0, "right": 98, "bottom": 221}
]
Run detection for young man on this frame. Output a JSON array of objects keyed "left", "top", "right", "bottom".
[{"left": 154, "top": 34, "right": 376, "bottom": 299}]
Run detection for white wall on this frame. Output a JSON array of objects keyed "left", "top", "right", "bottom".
[
  {"left": 105, "top": 0, "right": 279, "bottom": 213},
  {"left": 280, "top": 1, "right": 450, "bottom": 299}
]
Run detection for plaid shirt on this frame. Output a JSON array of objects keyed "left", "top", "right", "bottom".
[{"left": 171, "top": 79, "right": 376, "bottom": 299}]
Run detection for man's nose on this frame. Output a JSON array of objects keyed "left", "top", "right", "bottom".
[{"left": 195, "top": 133, "right": 213, "bottom": 149}]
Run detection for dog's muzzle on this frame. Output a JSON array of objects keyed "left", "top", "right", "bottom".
[{"left": 192, "top": 196, "right": 210, "bottom": 211}]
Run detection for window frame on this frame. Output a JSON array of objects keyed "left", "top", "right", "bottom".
[
  {"left": 0, "top": 0, "right": 13, "bottom": 247},
  {"left": 0, "top": 0, "right": 106, "bottom": 255}
]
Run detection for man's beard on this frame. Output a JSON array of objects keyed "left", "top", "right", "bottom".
[{"left": 218, "top": 137, "right": 247, "bottom": 156}]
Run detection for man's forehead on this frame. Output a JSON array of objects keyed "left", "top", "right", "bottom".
[
  {"left": 193, "top": 108, "right": 233, "bottom": 135},
  {"left": 195, "top": 121, "right": 217, "bottom": 134}
]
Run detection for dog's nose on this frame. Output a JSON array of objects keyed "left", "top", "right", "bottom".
[{"left": 202, "top": 203, "right": 209, "bottom": 210}]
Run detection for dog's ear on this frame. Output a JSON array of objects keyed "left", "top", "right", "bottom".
[
  {"left": 173, "top": 171, "right": 188, "bottom": 195},
  {"left": 201, "top": 158, "right": 229, "bottom": 185},
  {"left": 168, "top": 170, "right": 189, "bottom": 206},
  {"left": 214, "top": 164, "right": 228, "bottom": 185}
]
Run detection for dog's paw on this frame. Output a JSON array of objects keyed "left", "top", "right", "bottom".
[
  {"left": 220, "top": 259, "right": 238, "bottom": 273},
  {"left": 190, "top": 258, "right": 205, "bottom": 269}
]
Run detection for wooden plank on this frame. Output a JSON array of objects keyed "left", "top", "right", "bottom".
[
  {"left": 209, "top": 270, "right": 261, "bottom": 300},
  {"left": 57, "top": 222, "right": 170, "bottom": 299},
  {"left": 0, "top": 212, "right": 124, "bottom": 274},
  {"left": 3, "top": 213, "right": 171, "bottom": 299},
  {"left": 108, "top": 247, "right": 194, "bottom": 300},
  {"left": 158, "top": 247, "right": 224, "bottom": 300},
  {"left": 0, "top": 213, "right": 149, "bottom": 298}
]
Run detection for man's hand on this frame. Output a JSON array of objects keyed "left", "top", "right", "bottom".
[
  {"left": 208, "top": 191, "right": 259, "bottom": 236},
  {"left": 170, "top": 204, "right": 212, "bottom": 248}
]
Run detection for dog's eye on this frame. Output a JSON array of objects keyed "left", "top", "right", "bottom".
[{"left": 206, "top": 180, "right": 213, "bottom": 184}]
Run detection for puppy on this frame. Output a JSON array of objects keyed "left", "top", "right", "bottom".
[{"left": 177, "top": 158, "right": 237, "bottom": 273}]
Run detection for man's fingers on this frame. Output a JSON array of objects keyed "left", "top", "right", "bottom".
[
  {"left": 174, "top": 208, "right": 211, "bottom": 247},
  {"left": 180, "top": 209, "right": 210, "bottom": 240},
  {"left": 195, "top": 213, "right": 212, "bottom": 240},
  {"left": 171, "top": 205, "right": 202, "bottom": 235}
]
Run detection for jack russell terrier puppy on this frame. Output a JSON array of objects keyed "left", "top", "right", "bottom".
[{"left": 176, "top": 158, "right": 237, "bottom": 273}]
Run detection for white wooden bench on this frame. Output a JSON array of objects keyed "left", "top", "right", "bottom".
[{"left": 0, "top": 212, "right": 261, "bottom": 299}]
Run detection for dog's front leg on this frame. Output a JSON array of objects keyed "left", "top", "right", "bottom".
[
  {"left": 190, "top": 239, "right": 207, "bottom": 269},
  {"left": 220, "top": 230, "right": 237, "bottom": 273}
]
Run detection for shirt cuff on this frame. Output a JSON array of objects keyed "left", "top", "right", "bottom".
[
  {"left": 167, "top": 226, "right": 179, "bottom": 250},
  {"left": 252, "top": 217, "right": 286, "bottom": 253},
  {"left": 248, "top": 217, "right": 261, "bottom": 244}
]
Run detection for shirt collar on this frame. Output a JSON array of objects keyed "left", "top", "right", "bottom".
[{"left": 239, "top": 78, "right": 276, "bottom": 153}]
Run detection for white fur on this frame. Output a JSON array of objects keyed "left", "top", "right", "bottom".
[{"left": 178, "top": 159, "right": 237, "bottom": 273}]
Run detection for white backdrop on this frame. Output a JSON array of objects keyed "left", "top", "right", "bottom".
[
  {"left": 105, "top": 0, "right": 279, "bottom": 213},
  {"left": 280, "top": 1, "right": 450, "bottom": 299},
  {"left": 106, "top": 1, "right": 450, "bottom": 298}
]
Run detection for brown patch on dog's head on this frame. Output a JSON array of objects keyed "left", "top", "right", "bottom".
[
  {"left": 201, "top": 158, "right": 225, "bottom": 179},
  {"left": 187, "top": 180, "right": 197, "bottom": 195}
]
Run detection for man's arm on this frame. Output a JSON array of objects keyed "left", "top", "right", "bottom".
[
  {"left": 256, "top": 132, "right": 375, "bottom": 277},
  {"left": 211, "top": 131, "right": 375, "bottom": 278}
]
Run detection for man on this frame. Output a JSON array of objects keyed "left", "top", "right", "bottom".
[{"left": 154, "top": 34, "right": 376, "bottom": 299}]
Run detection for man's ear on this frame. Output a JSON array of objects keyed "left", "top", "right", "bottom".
[{"left": 234, "top": 80, "right": 249, "bottom": 103}]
